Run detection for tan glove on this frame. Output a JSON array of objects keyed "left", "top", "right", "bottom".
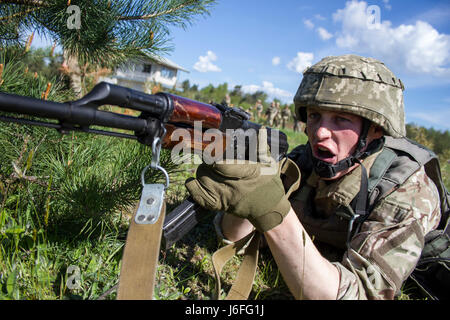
[{"left": 185, "top": 128, "right": 300, "bottom": 232}]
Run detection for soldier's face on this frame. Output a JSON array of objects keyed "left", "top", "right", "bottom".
[{"left": 306, "top": 107, "right": 363, "bottom": 179}]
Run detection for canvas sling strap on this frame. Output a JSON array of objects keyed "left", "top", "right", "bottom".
[
  {"left": 212, "top": 157, "right": 301, "bottom": 300},
  {"left": 117, "top": 200, "right": 166, "bottom": 300},
  {"left": 117, "top": 137, "right": 170, "bottom": 300}
]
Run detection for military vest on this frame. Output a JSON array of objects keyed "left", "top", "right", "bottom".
[
  {"left": 287, "top": 136, "right": 450, "bottom": 299},
  {"left": 289, "top": 148, "right": 381, "bottom": 250}
]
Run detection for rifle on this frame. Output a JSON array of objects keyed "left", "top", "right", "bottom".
[{"left": 0, "top": 81, "right": 289, "bottom": 248}]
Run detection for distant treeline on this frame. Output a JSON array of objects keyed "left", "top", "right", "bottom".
[
  {"left": 406, "top": 124, "right": 450, "bottom": 161},
  {"left": 171, "top": 79, "right": 294, "bottom": 111}
]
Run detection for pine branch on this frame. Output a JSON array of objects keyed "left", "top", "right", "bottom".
[
  {"left": 117, "top": 2, "right": 190, "bottom": 21},
  {"left": 0, "top": 0, "right": 49, "bottom": 7},
  {"left": 7, "top": 171, "right": 50, "bottom": 187},
  {"left": 0, "top": 0, "right": 217, "bottom": 92},
  {"left": 0, "top": 7, "right": 38, "bottom": 21}
]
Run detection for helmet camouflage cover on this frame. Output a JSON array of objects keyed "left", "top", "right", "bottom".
[{"left": 294, "top": 54, "right": 406, "bottom": 138}]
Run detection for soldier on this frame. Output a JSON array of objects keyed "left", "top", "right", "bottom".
[
  {"left": 274, "top": 102, "right": 282, "bottom": 127},
  {"left": 254, "top": 99, "right": 264, "bottom": 122},
  {"left": 221, "top": 94, "right": 231, "bottom": 107},
  {"left": 292, "top": 114, "right": 301, "bottom": 132},
  {"left": 281, "top": 105, "right": 291, "bottom": 129},
  {"left": 265, "top": 101, "right": 278, "bottom": 127},
  {"left": 186, "top": 55, "right": 443, "bottom": 299}
]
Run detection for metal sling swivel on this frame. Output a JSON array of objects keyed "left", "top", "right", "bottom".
[{"left": 117, "top": 133, "right": 170, "bottom": 300}]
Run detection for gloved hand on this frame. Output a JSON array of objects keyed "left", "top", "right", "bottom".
[{"left": 185, "top": 128, "right": 300, "bottom": 232}]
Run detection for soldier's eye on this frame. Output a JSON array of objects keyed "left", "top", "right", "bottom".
[
  {"left": 337, "top": 116, "right": 351, "bottom": 123},
  {"left": 308, "top": 112, "right": 320, "bottom": 120}
]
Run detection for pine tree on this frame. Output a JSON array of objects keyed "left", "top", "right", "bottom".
[{"left": 0, "top": 0, "right": 216, "bottom": 95}]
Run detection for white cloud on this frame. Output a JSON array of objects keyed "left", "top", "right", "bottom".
[
  {"left": 382, "top": 0, "right": 392, "bottom": 10},
  {"left": 314, "top": 14, "right": 326, "bottom": 21},
  {"left": 303, "top": 19, "right": 314, "bottom": 29},
  {"left": 193, "top": 50, "right": 221, "bottom": 73},
  {"left": 409, "top": 110, "right": 450, "bottom": 129},
  {"left": 415, "top": 7, "right": 450, "bottom": 27},
  {"left": 287, "top": 52, "right": 314, "bottom": 73},
  {"left": 317, "top": 27, "right": 333, "bottom": 40},
  {"left": 272, "top": 56, "right": 281, "bottom": 66},
  {"left": 332, "top": 0, "right": 450, "bottom": 75},
  {"left": 242, "top": 81, "right": 292, "bottom": 102}
]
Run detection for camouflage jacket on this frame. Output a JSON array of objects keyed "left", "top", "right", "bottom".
[
  {"left": 289, "top": 147, "right": 441, "bottom": 300},
  {"left": 281, "top": 108, "right": 291, "bottom": 118},
  {"left": 265, "top": 105, "right": 278, "bottom": 115}
]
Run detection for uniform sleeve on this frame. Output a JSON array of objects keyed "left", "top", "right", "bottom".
[{"left": 334, "top": 166, "right": 442, "bottom": 300}]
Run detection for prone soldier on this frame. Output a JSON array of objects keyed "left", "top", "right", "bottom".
[{"left": 186, "top": 55, "right": 445, "bottom": 300}]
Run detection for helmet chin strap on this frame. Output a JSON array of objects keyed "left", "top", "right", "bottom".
[{"left": 311, "top": 119, "right": 377, "bottom": 179}]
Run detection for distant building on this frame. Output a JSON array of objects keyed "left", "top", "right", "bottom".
[{"left": 100, "top": 55, "right": 189, "bottom": 92}]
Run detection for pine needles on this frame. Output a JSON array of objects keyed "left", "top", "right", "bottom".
[
  {"left": 0, "top": 0, "right": 216, "bottom": 68},
  {"left": 0, "top": 46, "right": 179, "bottom": 299},
  {"left": 0, "top": 1, "right": 219, "bottom": 300}
]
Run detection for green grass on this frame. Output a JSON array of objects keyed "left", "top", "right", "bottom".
[
  {"left": 0, "top": 126, "right": 306, "bottom": 300},
  {"left": 282, "top": 127, "right": 308, "bottom": 153},
  {"left": 0, "top": 122, "right": 177, "bottom": 300}
]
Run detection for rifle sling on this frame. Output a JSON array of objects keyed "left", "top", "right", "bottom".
[
  {"left": 212, "top": 231, "right": 261, "bottom": 300},
  {"left": 117, "top": 202, "right": 166, "bottom": 300}
]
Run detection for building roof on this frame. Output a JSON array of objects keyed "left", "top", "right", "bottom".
[{"left": 146, "top": 54, "right": 189, "bottom": 73}]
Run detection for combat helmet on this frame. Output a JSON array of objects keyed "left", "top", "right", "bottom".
[
  {"left": 294, "top": 54, "right": 406, "bottom": 138},
  {"left": 293, "top": 54, "right": 406, "bottom": 179}
]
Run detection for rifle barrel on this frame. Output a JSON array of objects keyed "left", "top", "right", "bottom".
[
  {"left": 0, "top": 91, "right": 148, "bottom": 133},
  {"left": 0, "top": 83, "right": 288, "bottom": 158}
]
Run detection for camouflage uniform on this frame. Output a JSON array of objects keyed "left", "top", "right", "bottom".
[
  {"left": 281, "top": 106, "right": 291, "bottom": 129},
  {"left": 254, "top": 100, "right": 263, "bottom": 121},
  {"left": 291, "top": 55, "right": 441, "bottom": 299},
  {"left": 292, "top": 114, "right": 302, "bottom": 132},
  {"left": 214, "top": 55, "right": 442, "bottom": 299},
  {"left": 334, "top": 169, "right": 441, "bottom": 299},
  {"left": 274, "top": 102, "right": 282, "bottom": 127},
  {"left": 265, "top": 102, "right": 278, "bottom": 127},
  {"left": 288, "top": 147, "right": 441, "bottom": 299}
]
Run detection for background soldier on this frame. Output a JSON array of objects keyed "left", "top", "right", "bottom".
[
  {"left": 281, "top": 105, "right": 291, "bottom": 129},
  {"left": 292, "top": 114, "right": 301, "bottom": 132},
  {"left": 254, "top": 99, "right": 264, "bottom": 122},
  {"left": 265, "top": 101, "right": 278, "bottom": 126}
]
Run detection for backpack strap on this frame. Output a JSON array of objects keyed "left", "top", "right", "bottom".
[
  {"left": 367, "top": 137, "right": 436, "bottom": 209},
  {"left": 351, "top": 137, "right": 449, "bottom": 238},
  {"left": 347, "top": 137, "right": 432, "bottom": 238},
  {"left": 366, "top": 146, "right": 397, "bottom": 205},
  {"left": 422, "top": 157, "right": 450, "bottom": 230}
]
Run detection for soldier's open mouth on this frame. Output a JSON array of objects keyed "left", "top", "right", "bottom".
[{"left": 314, "top": 145, "right": 337, "bottom": 163}]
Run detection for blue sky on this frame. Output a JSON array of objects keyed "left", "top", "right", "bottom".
[
  {"left": 33, "top": 0, "right": 450, "bottom": 131},
  {"left": 165, "top": 0, "right": 450, "bottom": 131}
]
